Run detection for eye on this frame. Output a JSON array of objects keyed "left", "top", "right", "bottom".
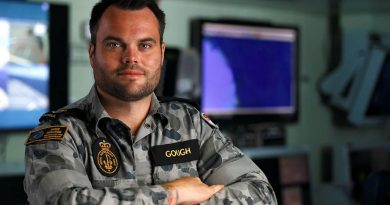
[
  {"left": 105, "top": 41, "right": 121, "bottom": 49},
  {"left": 140, "top": 43, "right": 152, "bottom": 49}
]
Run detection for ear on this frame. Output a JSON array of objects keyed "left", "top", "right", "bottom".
[
  {"left": 89, "top": 42, "right": 96, "bottom": 69},
  {"left": 161, "top": 42, "right": 166, "bottom": 64}
]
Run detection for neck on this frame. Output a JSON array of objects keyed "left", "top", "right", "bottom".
[{"left": 97, "top": 87, "right": 152, "bottom": 136}]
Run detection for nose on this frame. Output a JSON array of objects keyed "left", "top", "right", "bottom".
[{"left": 122, "top": 45, "right": 138, "bottom": 65}]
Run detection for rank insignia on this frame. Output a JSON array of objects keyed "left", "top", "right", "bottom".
[
  {"left": 25, "top": 126, "right": 67, "bottom": 145},
  {"left": 92, "top": 138, "right": 120, "bottom": 177}
]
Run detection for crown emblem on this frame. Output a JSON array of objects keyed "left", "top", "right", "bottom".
[{"left": 99, "top": 140, "right": 111, "bottom": 149}]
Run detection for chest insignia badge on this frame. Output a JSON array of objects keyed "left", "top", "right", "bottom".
[{"left": 92, "top": 138, "right": 120, "bottom": 177}]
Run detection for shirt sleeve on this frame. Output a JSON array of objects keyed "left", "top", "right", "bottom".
[
  {"left": 24, "top": 124, "right": 172, "bottom": 205},
  {"left": 196, "top": 116, "right": 278, "bottom": 205}
]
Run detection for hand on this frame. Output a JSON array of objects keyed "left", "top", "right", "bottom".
[{"left": 161, "top": 177, "right": 224, "bottom": 205}]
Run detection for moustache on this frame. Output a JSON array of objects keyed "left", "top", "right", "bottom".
[{"left": 116, "top": 64, "right": 145, "bottom": 75}]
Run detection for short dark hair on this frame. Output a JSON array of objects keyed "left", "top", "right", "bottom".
[{"left": 89, "top": 0, "right": 166, "bottom": 46}]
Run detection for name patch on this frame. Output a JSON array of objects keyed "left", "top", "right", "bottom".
[
  {"left": 150, "top": 139, "right": 200, "bottom": 166},
  {"left": 25, "top": 126, "right": 68, "bottom": 145}
]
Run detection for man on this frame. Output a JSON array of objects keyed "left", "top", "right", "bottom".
[{"left": 24, "top": 0, "right": 277, "bottom": 204}]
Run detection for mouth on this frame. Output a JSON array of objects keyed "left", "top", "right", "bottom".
[{"left": 117, "top": 69, "right": 144, "bottom": 77}]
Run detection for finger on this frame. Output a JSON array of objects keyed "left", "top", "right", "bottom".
[{"left": 210, "top": 184, "right": 224, "bottom": 193}]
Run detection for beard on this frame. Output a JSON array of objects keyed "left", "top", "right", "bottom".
[{"left": 95, "top": 64, "right": 161, "bottom": 102}]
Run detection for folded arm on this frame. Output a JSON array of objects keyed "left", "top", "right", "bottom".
[{"left": 195, "top": 117, "right": 278, "bottom": 205}]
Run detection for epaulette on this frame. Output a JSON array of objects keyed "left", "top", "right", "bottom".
[
  {"left": 39, "top": 108, "right": 87, "bottom": 123},
  {"left": 157, "top": 96, "right": 200, "bottom": 110}
]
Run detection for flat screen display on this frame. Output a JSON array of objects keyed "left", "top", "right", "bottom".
[
  {"left": 0, "top": 1, "right": 68, "bottom": 131},
  {"left": 192, "top": 20, "right": 299, "bottom": 123}
]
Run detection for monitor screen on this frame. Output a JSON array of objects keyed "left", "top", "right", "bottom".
[
  {"left": 191, "top": 19, "right": 299, "bottom": 124},
  {"left": 0, "top": 1, "right": 68, "bottom": 131}
]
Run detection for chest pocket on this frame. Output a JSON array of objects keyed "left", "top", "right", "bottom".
[{"left": 153, "top": 161, "right": 199, "bottom": 184}]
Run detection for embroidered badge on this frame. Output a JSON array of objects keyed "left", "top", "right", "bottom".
[
  {"left": 25, "top": 126, "right": 68, "bottom": 145},
  {"left": 201, "top": 113, "right": 218, "bottom": 128},
  {"left": 150, "top": 139, "right": 200, "bottom": 166},
  {"left": 92, "top": 138, "right": 120, "bottom": 177}
]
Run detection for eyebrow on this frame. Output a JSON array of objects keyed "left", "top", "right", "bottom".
[
  {"left": 102, "top": 36, "right": 158, "bottom": 44},
  {"left": 139, "top": 37, "right": 158, "bottom": 45},
  {"left": 103, "top": 36, "right": 124, "bottom": 43}
]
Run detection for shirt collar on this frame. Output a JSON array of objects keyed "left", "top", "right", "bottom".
[
  {"left": 80, "top": 85, "right": 168, "bottom": 132},
  {"left": 150, "top": 93, "right": 169, "bottom": 126},
  {"left": 82, "top": 85, "right": 111, "bottom": 132}
]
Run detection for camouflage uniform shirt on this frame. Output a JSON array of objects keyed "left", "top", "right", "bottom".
[{"left": 24, "top": 86, "right": 277, "bottom": 205}]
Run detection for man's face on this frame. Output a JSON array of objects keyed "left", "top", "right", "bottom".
[{"left": 89, "top": 6, "right": 165, "bottom": 101}]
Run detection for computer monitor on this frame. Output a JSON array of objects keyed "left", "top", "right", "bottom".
[
  {"left": 346, "top": 46, "right": 389, "bottom": 125},
  {"left": 320, "top": 32, "right": 390, "bottom": 126},
  {"left": 0, "top": 1, "right": 69, "bottom": 131},
  {"left": 191, "top": 19, "right": 299, "bottom": 124},
  {"left": 364, "top": 53, "right": 390, "bottom": 120}
]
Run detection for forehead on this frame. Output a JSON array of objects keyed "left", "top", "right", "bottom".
[{"left": 97, "top": 5, "right": 160, "bottom": 39}]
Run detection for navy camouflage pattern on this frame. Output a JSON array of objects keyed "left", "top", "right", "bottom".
[{"left": 24, "top": 86, "right": 277, "bottom": 205}]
